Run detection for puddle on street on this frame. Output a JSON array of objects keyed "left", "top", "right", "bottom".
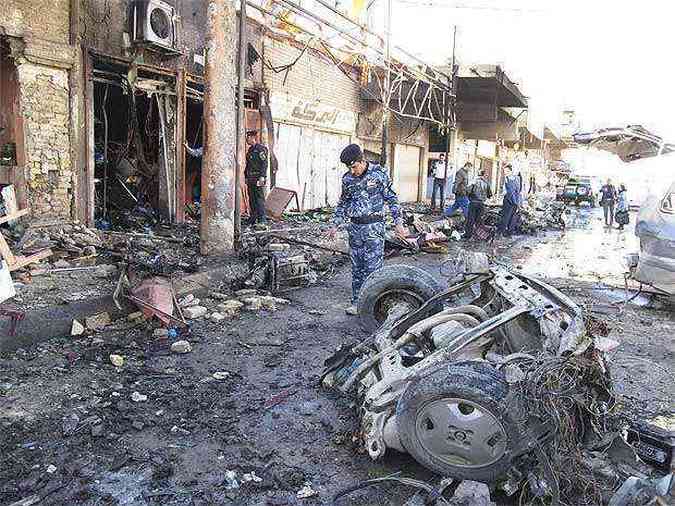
[{"left": 515, "top": 207, "right": 640, "bottom": 286}]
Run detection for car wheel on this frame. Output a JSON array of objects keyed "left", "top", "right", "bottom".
[
  {"left": 357, "top": 264, "right": 445, "bottom": 332},
  {"left": 396, "top": 361, "right": 523, "bottom": 483}
]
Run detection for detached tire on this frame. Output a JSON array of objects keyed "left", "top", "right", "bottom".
[
  {"left": 357, "top": 264, "right": 445, "bottom": 332},
  {"left": 396, "top": 361, "right": 522, "bottom": 483}
]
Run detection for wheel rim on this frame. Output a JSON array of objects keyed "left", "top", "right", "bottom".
[
  {"left": 373, "top": 289, "right": 425, "bottom": 324},
  {"left": 414, "top": 398, "right": 508, "bottom": 469}
]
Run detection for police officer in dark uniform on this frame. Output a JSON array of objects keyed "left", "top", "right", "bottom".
[
  {"left": 328, "top": 144, "right": 407, "bottom": 315},
  {"left": 245, "top": 130, "right": 269, "bottom": 226}
]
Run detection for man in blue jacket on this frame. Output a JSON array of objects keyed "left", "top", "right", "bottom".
[
  {"left": 498, "top": 164, "right": 522, "bottom": 237},
  {"left": 328, "top": 144, "right": 406, "bottom": 315}
]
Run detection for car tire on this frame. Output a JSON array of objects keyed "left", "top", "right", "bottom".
[
  {"left": 396, "top": 361, "right": 523, "bottom": 483},
  {"left": 357, "top": 264, "right": 445, "bottom": 332}
]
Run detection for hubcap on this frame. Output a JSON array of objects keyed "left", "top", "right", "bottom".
[
  {"left": 373, "top": 289, "right": 425, "bottom": 324},
  {"left": 415, "top": 398, "right": 508, "bottom": 469}
]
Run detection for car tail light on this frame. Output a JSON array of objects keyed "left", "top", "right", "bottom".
[{"left": 660, "top": 192, "right": 674, "bottom": 214}]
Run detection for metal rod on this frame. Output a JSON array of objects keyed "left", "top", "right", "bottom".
[
  {"left": 310, "top": 0, "right": 453, "bottom": 83},
  {"left": 102, "top": 83, "right": 109, "bottom": 219},
  {"left": 273, "top": 0, "right": 451, "bottom": 92},
  {"left": 116, "top": 176, "right": 138, "bottom": 202},
  {"left": 381, "top": 0, "right": 392, "bottom": 167},
  {"left": 234, "top": 0, "right": 247, "bottom": 249},
  {"left": 268, "top": 234, "right": 349, "bottom": 256}
]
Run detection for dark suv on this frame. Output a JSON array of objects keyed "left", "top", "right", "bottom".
[{"left": 561, "top": 177, "right": 596, "bottom": 206}]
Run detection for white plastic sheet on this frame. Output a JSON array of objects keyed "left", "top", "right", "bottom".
[{"left": 0, "top": 260, "right": 15, "bottom": 304}]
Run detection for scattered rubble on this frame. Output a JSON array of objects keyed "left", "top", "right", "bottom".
[
  {"left": 183, "top": 305, "right": 207, "bottom": 319},
  {"left": 70, "top": 319, "right": 85, "bottom": 336},
  {"left": 170, "top": 340, "right": 192, "bottom": 354},
  {"left": 85, "top": 312, "right": 111, "bottom": 330},
  {"left": 109, "top": 354, "right": 124, "bottom": 367},
  {"left": 130, "top": 391, "right": 147, "bottom": 402}
]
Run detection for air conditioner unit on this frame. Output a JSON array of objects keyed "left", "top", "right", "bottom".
[{"left": 130, "top": 0, "right": 178, "bottom": 53}]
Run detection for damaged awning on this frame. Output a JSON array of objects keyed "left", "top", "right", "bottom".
[{"left": 573, "top": 125, "right": 675, "bottom": 162}]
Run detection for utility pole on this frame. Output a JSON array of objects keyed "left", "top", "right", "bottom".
[
  {"left": 234, "top": 0, "right": 247, "bottom": 249},
  {"left": 201, "top": 0, "right": 237, "bottom": 255},
  {"left": 442, "top": 25, "right": 457, "bottom": 205},
  {"left": 380, "top": 0, "right": 392, "bottom": 167}
]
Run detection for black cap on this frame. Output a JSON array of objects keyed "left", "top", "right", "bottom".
[
  {"left": 340, "top": 143, "right": 363, "bottom": 166},
  {"left": 246, "top": 130, "right": 258, "bottom": 137}
]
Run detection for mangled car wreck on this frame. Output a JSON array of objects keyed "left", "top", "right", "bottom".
[
  {"left": 574, "top": 125, "right": 675, "bottom": 302},
  {"left": 323, "top": 256, "right": 616, "bottom": 503}
]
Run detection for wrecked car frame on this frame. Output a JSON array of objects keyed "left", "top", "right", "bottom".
[{"left": 323, "top": 262, "right": 602, "bottom": 500}]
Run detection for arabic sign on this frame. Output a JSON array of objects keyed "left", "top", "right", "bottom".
[{"left": 270, "top": 93, "right": 357, "bottom": 134}]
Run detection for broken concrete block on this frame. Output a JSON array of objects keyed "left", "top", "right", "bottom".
[
  {"left": 95, "top": 264, "right": 118, "bottom": 278},
  {"left": 152, "top": 328, "right": 169, "bottom": 338},
  {"left": 71, "top": 319, "right": 85, "bottom": 336},
  {"left": 259, "top": 296, "right": 290, "bottom": 311},
  {"left": 235, "top": 288, "right": 258, "bottom": 297},
  {"left": 171, "top": 340, "right": 192, "bottom": 354},
  {"left": 127, "top": 311, "right": 145, "bottom": 322},
  {"left": 85, "top": 312, "right": 111, "bottom": 330},
  {"left": 183, "top": 297, "right": 200, "bottom": 307},
  {"left": 130, "top": 391, "right": 147, "bottom": 402},
  {"left": 210, "top": 312, "right": 226, "bottom": 322},
  {"left": 267, "top": 243, "right": 290, "bottom": 252},
  {"left": 54, "top": 259, "right": 71, "bottom": 269},
  {"left": 178, "top": 294, "right": 196, "bottom": 307},
  {"left": 217, "top": 300, "right": 244, "bottom": 312},
  {"left": 83, "top": 246, "right": 97, "bottom": 256},
  {"left": 212, "top": 371, "right": 230, "bottom": 380},
  {"left": 109, "top": 354, "right": 124, "bottom": 367},
  {"left": 241, "top": 297, "right": 263, "bottom": 311},
  {"left": 183, "top": 306, "right": 207, "bottom": 319}
]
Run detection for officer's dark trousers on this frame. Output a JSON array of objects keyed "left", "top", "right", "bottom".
[
  {"left": 349, "top": 222, "right": 385, "bottom": 304},
  {"left": 247, "top": 181, "right": 267, "bottom": 224},
  {"left": 465, "top": 200, "right": 484, "bottom": 239},
  {"left": 498, "top": 199, "right": 517, "bottom": 236},
  {"left": 431, "top": 178, "right": 445, "bottom": 209}
]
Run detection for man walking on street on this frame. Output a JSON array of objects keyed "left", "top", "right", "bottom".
[
  {"left": 430, "top": 153, "right": 448, "bottom": 211},
  {"left": 245, "top": 130, "right": 268, "bottom": 227},
  {"left": 328, "top": 144, "right": 406, "bottom": 315},
  {"left": 599, "top": 178, "right": 617, "bottom": 227},
  {"left": 498, "top": 164, "right": 522, "bottom": 237},
  {"left": 464, "top": 170, "right": 492, "bottom": 240},
  {"left": 444, "top": 161, "right": 471, "bottom": 218}
]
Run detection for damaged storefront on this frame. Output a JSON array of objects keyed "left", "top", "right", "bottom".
[{"left": 262, "top": 36, "right": 361, "bottom": 211}]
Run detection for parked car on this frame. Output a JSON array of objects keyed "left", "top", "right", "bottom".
[
  {"left": 561, "top": 176, "right": 596, "bottom": 206},
  {"left": 574, "top": 126, "right": 675, "bottom": 301}
]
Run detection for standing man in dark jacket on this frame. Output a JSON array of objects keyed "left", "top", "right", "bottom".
[
  {"left": 444, "top": 162, "right": 471, "bottom": 218},
  {"left": 599, "top": 178, "right": 617, "bottom": 227},
  {"left": 464, "top": 170, "right": 492, "bottom": 240},
  {"left": 245, "top": 130, "right": 268, "bottom": 226}
]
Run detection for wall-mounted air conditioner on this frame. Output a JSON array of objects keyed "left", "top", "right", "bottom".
[{"left": 130, "top": 0, "right": 179, "bottom": 54}]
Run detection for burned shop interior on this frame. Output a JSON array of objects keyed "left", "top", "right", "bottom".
[{"left": 91, "top": 59, "right": 205, "bottom": 231}]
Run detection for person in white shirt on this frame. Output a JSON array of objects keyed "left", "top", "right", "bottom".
[{"left": 431, "top": 153, "right": 448, "bottom": 211}]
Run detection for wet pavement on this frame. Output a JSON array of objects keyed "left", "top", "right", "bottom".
[
  {"left": 512, "top": 206, "right": 640, "bottom": 287},
  {"left": 0, "top": 206, "right": 673, "bottom": 505}
]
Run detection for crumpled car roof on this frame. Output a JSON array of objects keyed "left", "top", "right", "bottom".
[{"left": 573, "top": 125, "right": 675, "bottom": 162}]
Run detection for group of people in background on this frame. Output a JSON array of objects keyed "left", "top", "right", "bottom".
[
  {"left": 434, "top": 160, "right": 522, "bottom": 240},
  {"left": 599, "top": 179, "right": 629, "bottom": 230}
]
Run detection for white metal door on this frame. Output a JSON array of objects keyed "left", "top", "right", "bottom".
[
  {"left": 393, "top": 144, "right": 422, "bottom": 202},
  {"left": 274, "top": 122, "right": 303, "bottom": 199}
]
